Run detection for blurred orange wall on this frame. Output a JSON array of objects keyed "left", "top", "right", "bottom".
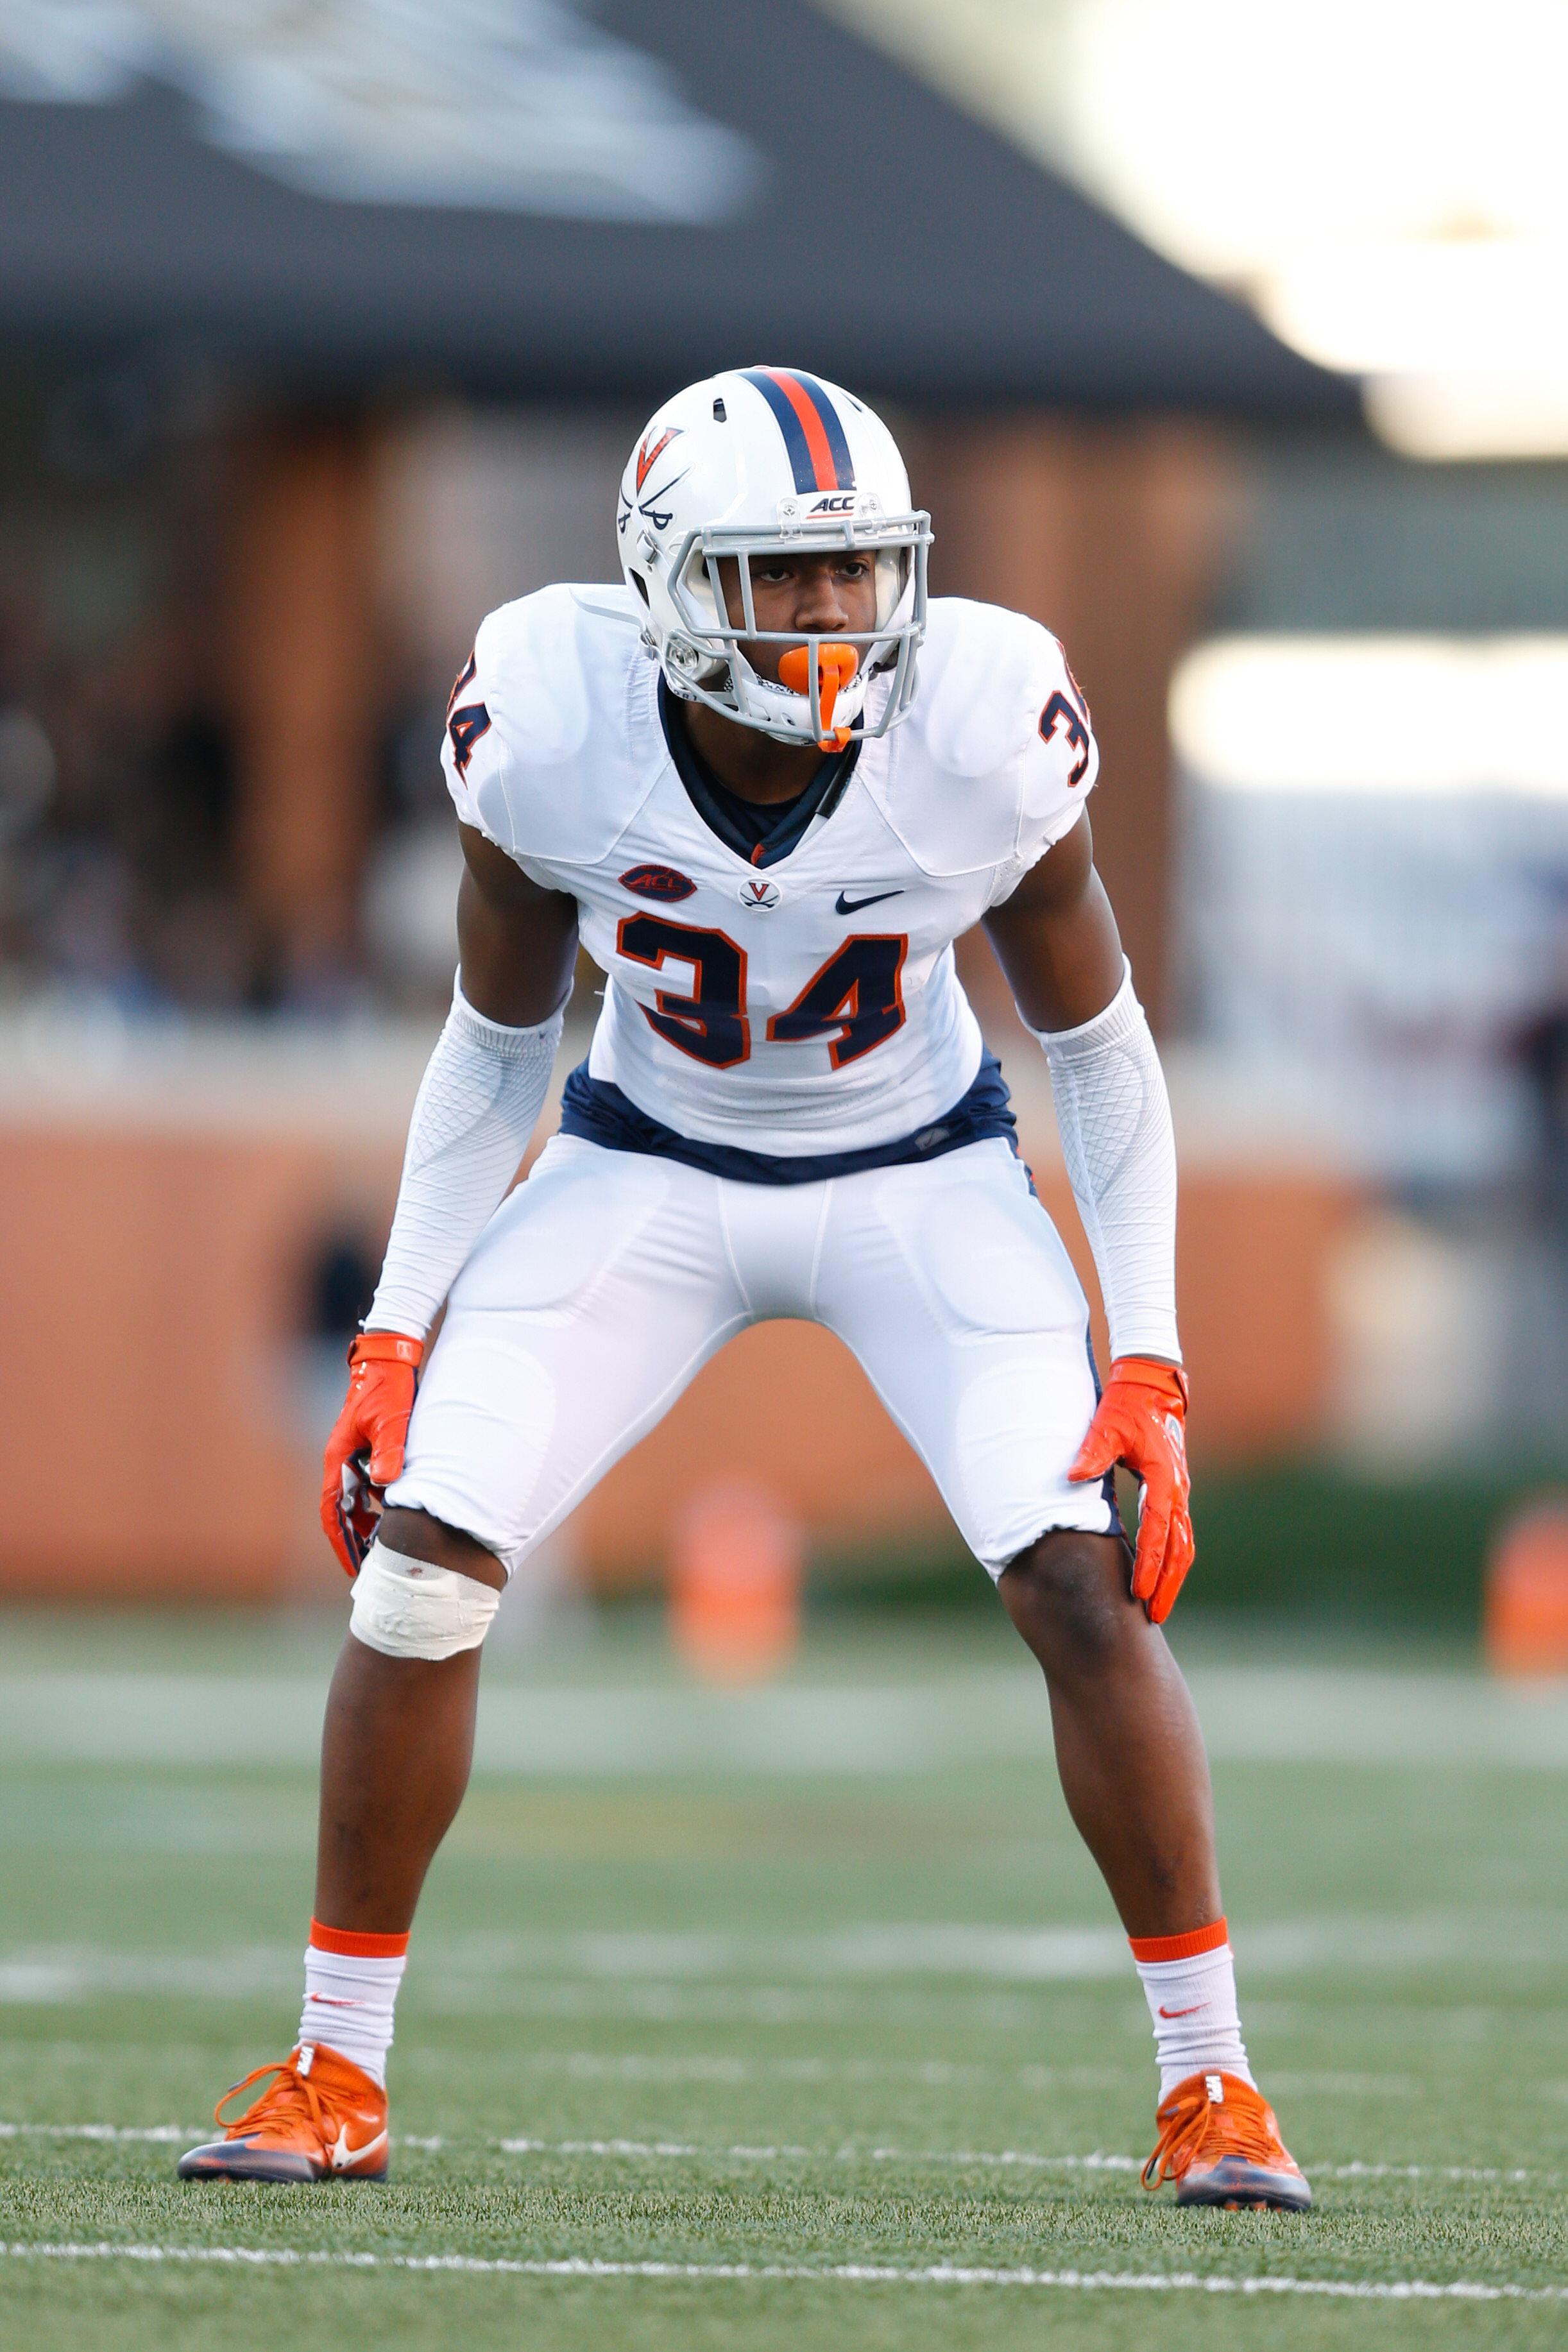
[{"left": 0, "top": 1118, "right": 1356, "bottom": 1602}]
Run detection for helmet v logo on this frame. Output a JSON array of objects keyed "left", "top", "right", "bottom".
[{"left": 636, "top": 426, "right": 681, "bottom": 492}]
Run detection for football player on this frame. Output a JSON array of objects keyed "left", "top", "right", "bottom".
[{"left": 180, "top": 368, "right": 1308, "bottom": 2211}]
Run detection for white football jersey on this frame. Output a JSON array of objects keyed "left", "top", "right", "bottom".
[{"left": 441, "top": 586, "right": 1098, "bottom": 1157}]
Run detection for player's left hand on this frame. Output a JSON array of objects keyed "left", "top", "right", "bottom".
[
  {"left": 320, "top": 1330, "right": 424, "bottom": 1577},
  {"left": 1069, "top": 1358, "right": 1193, "bottom": 1623}
]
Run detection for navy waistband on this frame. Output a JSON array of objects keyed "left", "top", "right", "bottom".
[{"left": 559, "top": 1052, "right": 1017, "bottom": 1186}]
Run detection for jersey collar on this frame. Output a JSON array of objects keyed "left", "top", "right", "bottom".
[{"left": 658, "top": 680, "right": 861, "bottom": 871}]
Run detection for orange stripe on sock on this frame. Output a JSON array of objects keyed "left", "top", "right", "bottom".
[
  {"left": 309, "top": 1918, "right": 410, "bottom": 1959},
  {"left": 1128, "top": 1917, "right": 1229, "bottom": 1964}
]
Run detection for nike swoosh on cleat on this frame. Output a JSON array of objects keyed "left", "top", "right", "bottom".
[
  {"left": 1157, "top": 2004, "right": 1206, "bottom": 2018},
  {"left": 835, "top": 889, "right": 903, "bottom": 915},
  {"left": 330, "top": 2126, "right": 388, "bottom": 2170}
]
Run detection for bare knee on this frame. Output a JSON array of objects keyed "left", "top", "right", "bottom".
[
  {"left": 377, "top": 1506, "right": 506, "bottom": 1594},
  {"left": 998, "top": 1529, "right": 1139, "bottom": 1682}
]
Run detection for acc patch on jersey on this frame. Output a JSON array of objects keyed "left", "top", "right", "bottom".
[{"left": 620, "top": 863, "right": 697, "bottom": 902}]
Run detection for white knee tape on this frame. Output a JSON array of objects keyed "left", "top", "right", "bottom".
[{"left": 348, "top": 1540, "right": 501, "bottom": 1660}]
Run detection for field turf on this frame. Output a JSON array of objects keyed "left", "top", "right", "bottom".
[{"left": 1, "top": 1602, "right": 1566, "bottom": 2349}]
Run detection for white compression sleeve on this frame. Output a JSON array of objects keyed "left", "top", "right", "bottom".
[
  {"left": 1035, "top": 958, "right": 1181, "bottom": 1365},
  {"left": 366, "top": 978, "right": 564, "bottom": 1339}
]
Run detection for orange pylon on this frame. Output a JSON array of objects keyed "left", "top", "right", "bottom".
[
  {"left": 670, "top": 1481, "right": 803, "bottom": 1683},
  {"left": 1485, "top": 1500, "right": 1568, "bottom": 1676}
]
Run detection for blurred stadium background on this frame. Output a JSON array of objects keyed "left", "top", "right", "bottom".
[
  {"left": 3, "top": 0, "right": 1566, "bottom": 1628},
  {"left": 9, "top": 5, "right": 1568, "bottom": 2340}
]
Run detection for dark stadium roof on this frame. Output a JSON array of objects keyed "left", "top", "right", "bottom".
[{"left": 0, "top": 0, "right": 1356, "bottom": 417}]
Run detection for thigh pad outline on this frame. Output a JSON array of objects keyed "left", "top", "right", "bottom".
[
  {"left": 881, "top": 1155, "right": 1087, "bottom": 1342},
  {"left": 449, "top": 1138, "right": 675, "bottom": 1318}
]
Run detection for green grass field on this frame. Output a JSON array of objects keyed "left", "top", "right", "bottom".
[{"left": 2, "top": 1601, "right": 1567, "bottom": 2349}]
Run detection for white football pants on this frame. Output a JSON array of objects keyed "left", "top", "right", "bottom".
[{"left": 386, "top": 1133, "right": 1114, "bottom": 1580}]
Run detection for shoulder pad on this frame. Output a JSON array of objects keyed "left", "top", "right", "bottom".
[
  {"left": 441, "top": 584, "right": 657, "bottom": 867},
  {"left": 861, "top": 599, "right": 1097, "bottom": 878}
]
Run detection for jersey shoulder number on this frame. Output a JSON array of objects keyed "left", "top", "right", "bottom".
[
  {"left": 864, "top": 598, "right": 1098, "bottom": 879},
  {"left": 439, "top": 584, "right": 653, "bottom": 869},
  {"left": 445, "top": 651, "right": 492, "bottom": 779}
]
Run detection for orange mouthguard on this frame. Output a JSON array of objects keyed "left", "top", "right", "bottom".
[{"left": 778, "top": 642, "right": 859, "bottom": 749}]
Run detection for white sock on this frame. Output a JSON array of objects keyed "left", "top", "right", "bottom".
[
  {"left": 1131, "top": 1922, "right": 1254, "bottom": 2101},
  {"left": 300, "top": 1940, "right": 407, "bottom": 2088}
]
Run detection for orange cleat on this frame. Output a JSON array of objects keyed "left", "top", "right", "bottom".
[
  {"left": 177, "top": 2043, "right": 388, "bottom": 2184},
  {"left": 1141, "top": 2070, "right": 1311, "bottom": 2211}
]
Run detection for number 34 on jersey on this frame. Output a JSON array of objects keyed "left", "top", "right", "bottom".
[
  {"left": 439, "top": 584, "right": 1098, "bottom": 1159},
  {"left": 620, "top": 912, "right": 905, "bottom": 1073}
]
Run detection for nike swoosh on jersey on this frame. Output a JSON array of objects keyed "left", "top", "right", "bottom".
[{"left": 835, "top": 888, "right": 904, "bottom": 915}]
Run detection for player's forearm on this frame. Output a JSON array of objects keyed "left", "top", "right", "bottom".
[
  {"left": 365, "top": 979, "right": 565, "bottom": 1340},
  {"left": 1033, "top": 958, "right": 1180, "bottom": 1365}
]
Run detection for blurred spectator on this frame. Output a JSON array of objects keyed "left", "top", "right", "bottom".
[
  {"left": 1516, "top": 914, "right": 1568, "bottom": 1237},
  {"left": 0, "top": 398, "right": 636, "bottom": 1023},
  {"left": 294, "top": 1225, "right": 381, "bottom": 1453},
  {"left": 0, "top": 595, "right": 260, "bottom": 1010},
  {"left": 360, "top": 683, "right": 464, "bottom": 1008}
]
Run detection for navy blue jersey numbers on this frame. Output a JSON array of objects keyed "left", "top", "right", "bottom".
[
  {"left": 1039, "top": 689, "right": 1090, "bottom": 788},
  {"left": 619, "top": 919, "right": 907, "bottom": 1071}
]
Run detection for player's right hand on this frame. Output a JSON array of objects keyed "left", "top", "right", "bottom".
[
  {"left": 1069, "top": 1358, "right": 1193, "bottom": 1624},
  {"left": 320, "top": 1331, "right": 424, "bottom": 1577}
]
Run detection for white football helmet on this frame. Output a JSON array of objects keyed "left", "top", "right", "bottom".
[{"left": 617, "top": 367, "right": 931, "bottom": 749}]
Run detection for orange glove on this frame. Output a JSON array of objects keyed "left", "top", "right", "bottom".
[
  {"left": 1069, "top": 1358, "right": 1193, "bottom": 1624},
  {"left": 320, "top": 1331, "right": 424, "bottom": 1577}
]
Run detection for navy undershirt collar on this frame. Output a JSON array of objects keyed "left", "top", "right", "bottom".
[{"left": 658, "top": 679, "right": 860, "bottom": 869}]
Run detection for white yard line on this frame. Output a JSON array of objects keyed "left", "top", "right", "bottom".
[
  {"left": 511, "top": 2051, "right": 1413, "bottom": 2095},
  {"left": 5, "top": 1913, "right": 1567, "bottom": 2004},
  {"left": 491, "top": 2137, "right": 1541, "bottom": 2185},
  {"left": 497, "top": 2135, "right": 1141, "bottom": 2170},
  {"left": 518, "top": 2050, "right": 1010, "bottom": 2085},
  {"left": 6, "top": 1664, "right": 1568, "bottom": 1773},
  {"left": 2, "top": 2243, "right": 1565, "bottom": 2299},
  {"left": 505, "top": 2050, "right": 1412, "bottom": 2093},
  {"left": 0, "top": 2123, "right": 186, "bottom": 2142},
  {"left": 0, "top": 2120, "right": 1547, "bottom": 2186}
]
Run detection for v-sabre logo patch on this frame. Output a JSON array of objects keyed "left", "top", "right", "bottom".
[{"left": 620, "top": 863, "right": 697, "bottom": 902}]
